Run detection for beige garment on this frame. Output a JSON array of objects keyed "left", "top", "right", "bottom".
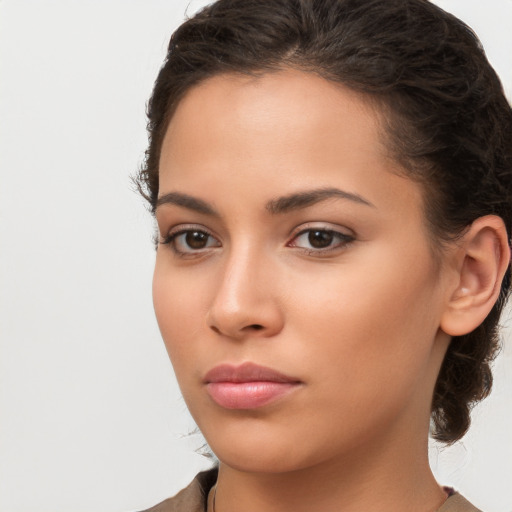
[
  {"left": 140, "top": 468, "right": 483, "bottom": 512},
  {"left": 140, "top": 470, "right": 216, "bottom": 512}
]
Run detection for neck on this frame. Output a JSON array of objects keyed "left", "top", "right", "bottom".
[{"left": 212, "top": 426, "right": 446, "bottom": 512}]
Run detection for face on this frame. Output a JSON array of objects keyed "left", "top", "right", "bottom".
[{"left": 153, "top": 69, "right": 452, "bottom": 474}]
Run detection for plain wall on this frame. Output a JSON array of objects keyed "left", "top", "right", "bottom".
[{"left": 0, "top": 1, "right": 511, "bottom": 511}]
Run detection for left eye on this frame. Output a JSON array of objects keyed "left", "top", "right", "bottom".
[{"left": 289, "top": 229, "right": 354, "bottom": 251}]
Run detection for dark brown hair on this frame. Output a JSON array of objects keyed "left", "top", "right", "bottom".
[{"left": 137, "top": 0, "right": 512, "bottom": 443}]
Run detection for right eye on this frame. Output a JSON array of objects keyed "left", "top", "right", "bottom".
[{"left": 161, "top": 228, "right": 221, "bottom": 255}]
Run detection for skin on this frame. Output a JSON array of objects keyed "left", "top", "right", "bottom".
[{"left": 153, "top": 69, "right": 468, "bottom": 512}]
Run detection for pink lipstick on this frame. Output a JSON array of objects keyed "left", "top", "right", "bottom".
[{"left": 204, "top": 362, "right": 301, "bottom": 409}]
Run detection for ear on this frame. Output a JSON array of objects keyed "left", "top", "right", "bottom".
[{"left": 440, "top": 215, "right": 511, "bottom": 337}]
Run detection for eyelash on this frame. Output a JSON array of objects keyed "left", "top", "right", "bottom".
[
  {"left": 159, "top": 225, "right": 355, "bottom": 257},
  {"left": 287, "top": 227, "right": 355, "bottom": 255}
]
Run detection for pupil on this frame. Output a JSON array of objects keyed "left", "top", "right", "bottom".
[
  {"left": 186, "top": 231, "right": 208, "bottom": 249},
  {"left": 308, "top": 230, "right": 333, "bottom": 248}
]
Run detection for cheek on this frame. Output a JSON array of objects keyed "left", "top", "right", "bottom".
[
  {"left": 152, "top": 267, "right": 214, "bottom": 415},
  {"left": 288, "top": 246, "right": 442, "bottom": 393},
  {"left": 152, "top": 261, "right": 206, "bottom": 369},
  {"left": 279, "top": 265, "right": 441, "bottom": 452}
]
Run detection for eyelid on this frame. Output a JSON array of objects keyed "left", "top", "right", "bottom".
[
  {"left": 288, "top": 222, "right": 354, "bottom": 239},
  {"left": 166, "top": 223, "right": 216, "bottom": 236}
]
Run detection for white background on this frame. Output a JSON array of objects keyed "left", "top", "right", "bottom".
[{"left": 0, "top": 1, "right": 511, "bottom": 511}]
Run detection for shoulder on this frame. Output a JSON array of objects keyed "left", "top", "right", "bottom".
[
  {"left": 139, "top": 468, "right": 218, "bottom": 512},
  {"left": 439, "top": 493, "right": 483, "bottom": 512}
]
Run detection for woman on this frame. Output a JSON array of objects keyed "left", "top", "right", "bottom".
[{"left": 136, "top": 0, "right": 512, "bottom": 511}]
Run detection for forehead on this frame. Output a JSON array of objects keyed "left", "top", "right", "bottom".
[
  {"left": 167, "top": 69, "right": 382, "bottom": 145},
  {"left": 161, "top": 69, "right": 391, "bottom": 179},
  {"left": 158, "top": 69, "right": 425, "bottom": 226}
]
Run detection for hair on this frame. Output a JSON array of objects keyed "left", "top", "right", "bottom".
[{"left": 137, "top": 0, "right": 512, "bottom": 443}]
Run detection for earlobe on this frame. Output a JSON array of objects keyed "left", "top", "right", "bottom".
[{"left": 440, "top": 215, "right": 511, "bottom": 337}]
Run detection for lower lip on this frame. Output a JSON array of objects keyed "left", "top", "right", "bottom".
[{"left": 206, "top": 381, "right": 299, "bottom": 409}]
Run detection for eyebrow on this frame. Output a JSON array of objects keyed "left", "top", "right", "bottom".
[
  {"left": 155, "top": 187, "right": 375, "bottom": 216},
  {"left": 156, "top": 192, "right": 219, "bottom": 216},
  {"left": 266, "top": 187, "right": 375, "bottom": 214}
]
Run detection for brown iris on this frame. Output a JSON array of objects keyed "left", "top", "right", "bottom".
[
  {"left": 185, "top": 231, "right": 210, "bottom": 249},
  {"left": 308, "top": 230, "right": 334, "bottom": 249}
]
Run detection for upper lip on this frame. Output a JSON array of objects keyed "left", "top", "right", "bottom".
[{"left": 204, "top": 362, "right": 301, "bottom": 384}]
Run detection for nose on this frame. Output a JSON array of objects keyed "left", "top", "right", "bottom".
[{"left": 206, "top": 245, "right": 284, "bottom": 340}]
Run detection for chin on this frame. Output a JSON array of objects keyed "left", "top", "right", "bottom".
[
  {"left": 212, "top": 445, "right": 313, "bottom": 474},
  {"left": 201, "top": 423, "right": 335, "bottom": 475}
]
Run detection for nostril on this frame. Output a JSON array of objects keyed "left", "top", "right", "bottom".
[{"left": 208, "top": 323, "right": 264, "bottom": 335}]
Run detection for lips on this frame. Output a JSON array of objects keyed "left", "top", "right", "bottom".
[{"left": 204, "top": 362, "right": 302, "bottom": 409}]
